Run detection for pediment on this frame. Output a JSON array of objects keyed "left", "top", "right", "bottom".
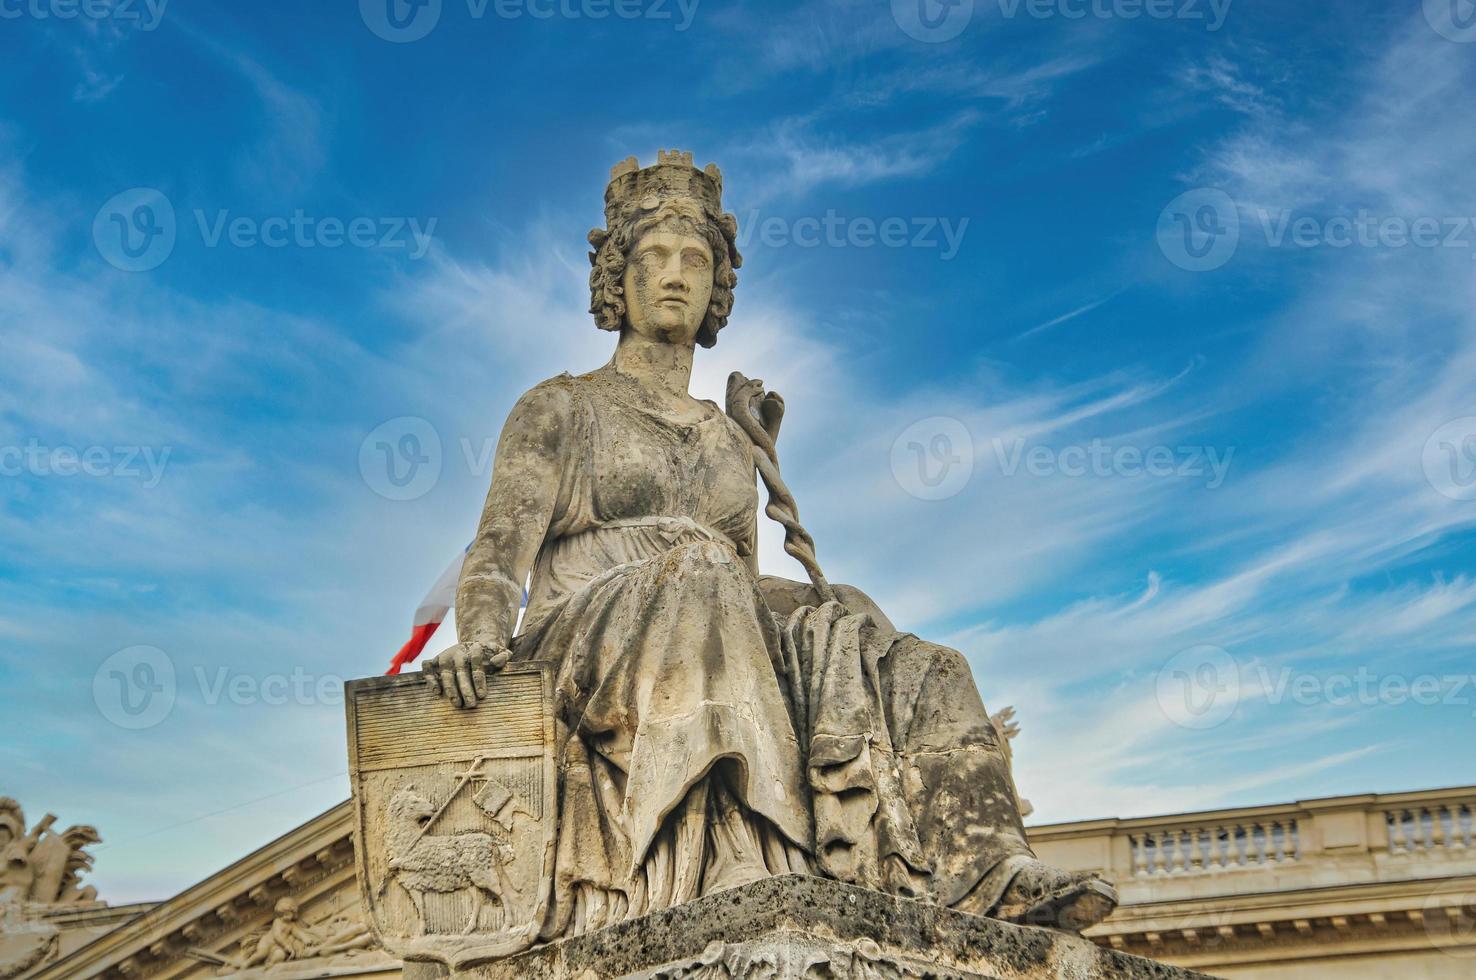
[{"left": 33, "top": 801, "right": 399, "bottom": 980}]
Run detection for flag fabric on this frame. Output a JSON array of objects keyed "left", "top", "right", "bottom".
[{"left": 385, "top": 546, "right": 469, "bottom": 675}]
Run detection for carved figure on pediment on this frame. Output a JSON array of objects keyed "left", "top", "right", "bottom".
[
  {"left": 0, "top": 800, "right": 103, "bottom": 978},
  {"left": 0, "top": 800, "right": 101, "bottom": 908},
  {"left": 203, "top": 897, "right": 380, "bottom": 974}
]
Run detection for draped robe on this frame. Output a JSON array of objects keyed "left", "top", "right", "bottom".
[{"left": 477, "top": 369, "right": 1035, "bottom": 940}]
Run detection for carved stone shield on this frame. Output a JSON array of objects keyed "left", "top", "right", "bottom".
[{"left": 346, "top": 664, "right": 556, "bottom": 969}]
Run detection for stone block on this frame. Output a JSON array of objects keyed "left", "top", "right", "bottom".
[{"left": 404, "top": 875, "right": 1220, "bottom": 979}]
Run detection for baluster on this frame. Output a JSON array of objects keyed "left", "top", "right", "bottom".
[
  {"left": 1133, "top": 835, "right": 1148, "bottom": 876},
  {"left": 1431, "top": 806, "right": 1449, "bottom": 849},
  {"left": 1290, "top": 820, "right": 1301, "bottom": 860},
  {"left": 1168, "top": 831, "right": 1185, "bottom": 873},
  {"left": 1388, "top": 810, "right": 1408, "bottom": 852},
  {"left": 1191, "top": 828, "right": 1207, "bottom": 871},
  {"left": 1153, "top": 832, "right": 1169, "bottom": 875}
]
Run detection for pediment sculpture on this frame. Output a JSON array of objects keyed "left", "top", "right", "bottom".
[{"left": 0, "top": 798, "right": 103, "bottom": 979}]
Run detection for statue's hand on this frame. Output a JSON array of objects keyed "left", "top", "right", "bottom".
[{"left": 422, "top": 641, "right": 511, "bottom": 709}]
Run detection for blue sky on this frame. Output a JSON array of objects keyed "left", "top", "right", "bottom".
[{"left": 2, "top": 0, "right": 1475, "bottom": 903}]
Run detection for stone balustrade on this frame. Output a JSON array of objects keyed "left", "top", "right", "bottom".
[{"left": 1027, "top": 786, "right": 1476, "bottom": 977}]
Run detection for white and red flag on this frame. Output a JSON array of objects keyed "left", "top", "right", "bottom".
[
  {"left": 384, "top": 545, "right": 528, "bottom": 674},
  {"left": 385, "top": 546, "right": 468, "bottom": 675}
]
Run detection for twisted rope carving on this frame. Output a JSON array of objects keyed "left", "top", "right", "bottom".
[{"left": 726, "top": 371, "right": 837, "bottom": 604}]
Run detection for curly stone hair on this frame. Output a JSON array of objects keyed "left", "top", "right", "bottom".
[{"left": 587, "top": 196, "right": 742, "bottom": 348}]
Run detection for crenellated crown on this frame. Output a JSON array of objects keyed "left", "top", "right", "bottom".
[{"left": 603, "top": 149, "right": 725, "bottom": 223}]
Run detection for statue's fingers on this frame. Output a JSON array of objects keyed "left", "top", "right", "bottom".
[
  {"left": 453, "top": 650, "right": 478, "bottom": 708},
  {"left": 471, "top": 663, "right": 488, "bottom": 699},
  {"left": 423, "top": 667, "right": 442, "bottom": 698},
  {"left": 490, "top": 649, "right": 511, "bottom": 671},
  {"left": 440, "top": 664, "right": 464, "bottom": 708}
]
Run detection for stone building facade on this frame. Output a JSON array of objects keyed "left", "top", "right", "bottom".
[{"left": 13, "top": 785, "right": 1474, "bottom": 979}]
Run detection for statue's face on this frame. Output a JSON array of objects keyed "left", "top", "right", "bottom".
[{"left": 622, "top": 229, "right": 714, "bottom": 346}]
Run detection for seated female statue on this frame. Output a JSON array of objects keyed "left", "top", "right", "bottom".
[{"left": 421, "top": 151, "right": 1117, "bottom": 942}]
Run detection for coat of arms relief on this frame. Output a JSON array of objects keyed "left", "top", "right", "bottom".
[{"left": 346, "top": 664, "right": 556, "bottom": 968}]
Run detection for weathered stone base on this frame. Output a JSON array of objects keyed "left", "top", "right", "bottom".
[{"left": 404, "top": 874, "right": 1219, "bottom": 980}]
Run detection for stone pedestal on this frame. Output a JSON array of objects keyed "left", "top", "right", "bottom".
[{"left": 403, "top": 875, "right": 1219, "bottom": 979}]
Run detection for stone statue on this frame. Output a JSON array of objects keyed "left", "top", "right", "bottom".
[
  {"left": 203, "top": 897, "right": 376, "bottom": 973},
  {"left": 0, "top": 799, "right": 101, "bottom": 910},
  {"left": 0, "top": 799, "right": 103, "bottom": 978},
  {"left": 392, "top": 150, "right": 1115, "bottom": 958},
  {"left": 183, "top": 896, "right": 380, "bottom": 976},
  {"left": 357, "top": 149, "right": 1109, "bottom": 968}
]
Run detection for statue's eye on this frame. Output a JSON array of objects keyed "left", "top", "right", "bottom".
[{"left": 683, "top": 251, "right": 711, "bottom": 270}]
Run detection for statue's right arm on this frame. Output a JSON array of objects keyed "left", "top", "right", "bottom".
[{"left": 423, "top": 382, "right": 571, "bottom": 709}]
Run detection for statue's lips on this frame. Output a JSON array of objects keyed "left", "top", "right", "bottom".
[{"left": 656, "top": 296, "right": 689, "bottom": 308}]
